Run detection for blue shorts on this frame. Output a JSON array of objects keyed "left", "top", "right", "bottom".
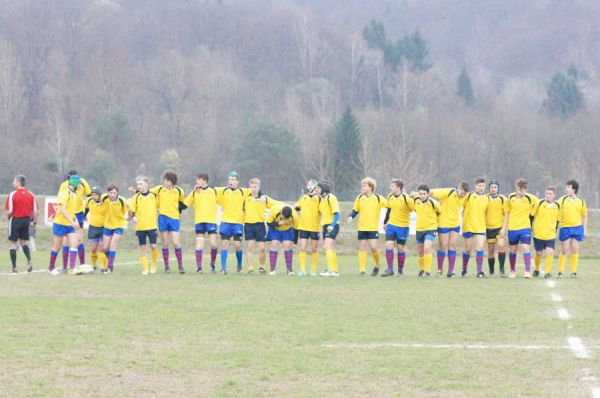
[
  {"left": 358, "top": 231, "right": 379, "bottom": 240},
  {"left": 103, "top": 228, "right": 124, "bottom": 236},
  {"left": 416, "top": 230, "right": 436, "bottom": 244},
  {"left": 559, "top": 225, "right": 584, "bottom": 242},
  {"left": 88, "top": 226, "right": 104, "bottom": 242},
  {"left": 75, "top": 212, "right": 85, "bottom": 228},
  {"left": 462, "top": 231, "right": 485, "bottom": 239},
  {"left": 322, "top": 224, "right": 340, "bottom": 240},
  {"left": 136, "top": 230, "right": 158, "bottom": 245},
  {"left": 385, "top": 225, "right": 409, "bottom": 244},
  {"left": 195, "top": 223, "right": 217, "bottom": 235},
  {"left": 267, "top": 228, "right": 294, "bottom": 242},
  {"left": 220, "top": 222, "right": 243, "bottom": 240},
  {"left": 508, "top": 228, "right": 532, "bottom": 246},
  {"left": 52, "top": 223, "right": 75, "bottom": 237},
  {"left": 533, "top": 238, "right": 555, "bottom": 251},
  {"left": 244, "top": 223, "right": 267, "bottom": 242},
  {"left": 298, "top": 230, "right": 320, "bottom": 240},
  {"left": 438, "top": 226, "right": 460, "bottom": 234},
  {"left": 158, "top": 215, "right": 180, "bottom": 232}
]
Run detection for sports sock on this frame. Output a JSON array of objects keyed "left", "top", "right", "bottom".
[
  {"left": 151, "top": 247, "right": 158, "bottom": 269},
  {"left": 299, "top": 251, "right": 307, "bottom": 273},
  {"left": 476, "top": 250, "right": 484, "bottom": 274},
  {"left": 358, "top": 251, "right": 367, "bottom": 273},
  {"left": 498, "top": 252, "right": 506, "bottom": 272},
  {"left": 195, "top": 250, "right": 203, "bottom": 271},
  {"left": 397, "top": 251, "right": 406, "bottom": 273},
  {"left": 221, "top": 249, "right": 228, "bottom": 271},
  {"left": 269, "top": 250, "right": 278, "bottom": 271},
  {"left": 447, "top": 250, "right": 457, "bottom": 274},
  {"left": 91, "top": 251, "right": 98, "bottom": 267},
  {"left": 570, "top": 253, "right": 579, "bottom": 274},
  {"left": 99, "top": 252, "right": 107, "bottom": 270},
  {"left": 9, "top": 249, "right": 17, "bottom": 268},
  {"left": 78, "top": 243, "right": 85, "bottom": 264},
  {"left": 462, "top": 252, "right": 470, "bottom": 273},
  {"left": 310, "top": 252, "right": 318, "bottom": 272},
  {"left": 162, "top": 248, "right": 169, "bottom": 268},
  {"left": 175, "top": 248, "right": 183, "bottom": 269},
  {"left": 558, "top": 255, "right": 567, "bottom": 273},
  {"left": 284, "top": 250, "right": 293, "bottom": 271},
  {"left": 523, "top": 252, "right": 532, "bottom": 272},
  {"left": 488, "top": 257, "right": 495, "bottom": 274},
  {"left": 332, "top": 251, "right": 339, "bottom": 273},
  {"left": 140, "top": 255, "right": 148, "bottom": 273},
  {"left": 236, "top": 250, "right": 243, "bottom": 270},
  {"left": 418, "top": 256, "right": 424, "bottom": 271},
  {"left": 49, "top": 250, "right": 58, "bottom": 270},
  {"left": 544, "top": 255, "right": 554, "bottom": 275},
  {"left": 62, "top": 246, "right": 69, "bottom": 269},
  {"left": 424, "top": 253, "right": 432, "bottom": 273},
  {"left": 534, "top": 254, "right": 541, "bottom": 271},
  {"left": 385, "top": 249, "right": 394, "bottom": 270},
  {"left": 509, "top": 252, "right": 517, "bottom": 272},
  {"left": 437, "top": 250, "right": 445, "bottom": 273},
  {"left": 107, "top": 250, "right": 116, "bottom": 270},
  {"left": 210, "top": 248, "right": 218, "bottom": 266},
  {"left": 326, "top": 249, "right": 335, "bottom": 271},
  {"left": 372, "top": 251, "right": 380, "bottom": 267},
  {"left": 69, "top": 249, "right": 77, "bottom": 270}
]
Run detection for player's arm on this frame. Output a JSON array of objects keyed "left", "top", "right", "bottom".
[
  {"left": 330, "top": 196, "right": 341, "bottom": 229},
  {"left": 5, "top": 193, "right": 12, "bottom": 219},
  {"left": 31, "top": 197, "right": 39, "bottom": 225},
  {"left": 81, "top": 178, "right": 92, "bottom": 196},
  {"left": 582, "top": 200, "right": 588, "bottom": 237},
  {"left": 348, "top": 196, "right": 360, "bottom": 223}
]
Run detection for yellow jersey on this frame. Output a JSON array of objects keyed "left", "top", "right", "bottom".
[
  {"left": 462, "top": 192, "right": 489, "bottom": 234},
  {"left": 414, "top": 197, "right": 441, "bottom": 231},
  {"left": 244, "top": 194, "right": 274, "bottom": 224},
  {"left": 386, "top": 192, "right": 414, "bottom": 227},
  {"left": 267, "top": 202, "right": 299, "bottom": 231},
  {"left": 430, "top": 188, "right": 465, "bottom": 228},
  {"left": 295, "top": 194, "right": 321, "bottom": 232},
  {"left": 85, "top": 196, "right": 107, "bottom": 228},
  {"left": 54, "top": 188, "right": 79, "bottom": 226},
  {"left": 352, "top": 194, "right": 387, "bottom": 232},
  {"left": 486, "top": 194, "right": 508, "bottom": 229},
  {"left": 507, "top": 192, "right": 538, "bottom": 230},
  {"left": 558, "top": 195, "right": 587, "bottom": 227},
  {"left": 319, "top": 193, "right": 340, "bottom": 226},
  {"left": 59, "top": 178, "right": 92, "bottom": 213},
  {"left": 150, "top": 185, "right": 185, "bottom": 220},
  {"left": 532, "top": 199, "right": 560, "bottom": 240},
  {"left": 102, "top": 196, "right": 130, "bottom": 230},
  {"left": 184, "top": 187, "right": 219, "bottom": 224},
  {"left": 130, "top": 191, "right": 158, "bottom": 231},
  {"left": 216, "top": 187, "right": 250, "bottom": 224}
]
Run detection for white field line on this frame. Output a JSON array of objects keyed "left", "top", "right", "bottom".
[
  {"left": 0, "top": 269, "right": 46, "bottom": 277},
  {"left": 546, "top": 280, "right": 556, "bottom": 288},
  {"left": 550, "top": 292, "right": 563, "bottom": 302},
  {"left": 567, "top": 337, "right": 590, "bottom": 359},
  {"left": 323, "top": 342, "right": 566, "bottom": 351},
  {"left": 592, "top": 387, "right": 600, "bottom": 398},
  {"left": 557, "top": 308, "right": 571, "bottom": 320}
]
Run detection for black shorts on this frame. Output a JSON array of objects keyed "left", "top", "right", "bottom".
[
  {"left": 88, "top": 226, "right": 104, "bottom": 242},
  {"left": 322, "top": 224, "right": 340, "bottom": 240},
  {"left": 298, "top": 230, "right": 320, "bottom": 240},
  {"left": 358, "top": 231, "right": 379, "bottom": 240},
  {"left": 136, "top": 229, "right": 158, "bottom": 245},
  {"left": 293, "top": 229, "right": 299, "bottom": 245},
  {"left": 486, "top": 227, "right": 502, "bottom": 241},
  {"left": 244, "top": 223, "right": 266, "bottom": 242},
  {"left": 8, "top": 217, "right": 30, "bottom": 241}
]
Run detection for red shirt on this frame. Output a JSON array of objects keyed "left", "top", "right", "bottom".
[{"left": 5, "top": 188, "right": 37, "bottom": 218}]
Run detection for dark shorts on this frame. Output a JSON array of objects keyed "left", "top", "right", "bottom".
[
  {"left": 8, "top": 217, "right": 30, "bottom": 241},
  {"left": 244, "top": 223, "right": 267, "bottom": 242},
  {"left": 322, "top": 224, "right": 340, "bottom": 240},
  {"left": 75, "top": 212, "right": 85, "bottom": 228},
  {"left": 416, "top": 230, "right": 436, "bottom": 244},
  {"left": 88, "top": 226, "right": 104, "bottom": 242},
  {"left": 486, "top": 227, "right": 502, "bottom": 242},
  {"left": 298, "top": 230, "right": 320, "bottom": 240},
  {"left": 195, "top": 223, "right": 217, "bottom": 235},
  {"left": 358, "top": 231, "right": 379, "bottom": 240},
  {"left": 136, "top": 229, "right": 158, "bottom": 245},
  {"left": 533, "top": 238, "right": 555, "bottom": 252}
]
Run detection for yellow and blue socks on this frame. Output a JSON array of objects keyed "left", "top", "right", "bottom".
[
  {"left": 62, "top": 246, "right": 69, "bottom": 270},
  {"left": 285, "top": 250, "right": 293, "bottom": 272},
  {"left": 397, "top": 251, "right": 406, "bottom": 274},
  {"left": 509, "top": 252, "right": 517, "bottom": 272},
  {"left": 523, "top": 252, "right": 532, "bottom": 272},
  {"left": 385, "top": 249, "right": 394, "bottom": 271},
  {"left": 195, "top": 250, "right": 203, "bottom": 271},
  {"left": 358, "top": 251, "right": 367, "bottom": 273},
  {"left": 174, "top": 247, "right": 184, "bottom": 271},
  {"left": 462, "top": 252, "right": 470, "bottom": 273}
]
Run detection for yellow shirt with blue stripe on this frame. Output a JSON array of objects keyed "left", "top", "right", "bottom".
[
  {"left": 532, "top": 199, "right": 560, "bottom": 240},
  {"left": 430, "top": 188, "right": 465, "bottom": 228},
  {"left": 59, "top": 178, "right": 92, "bottom": 213},
  {"left": 216, "top": 187, "right": 250, "bottom": 224},
  {"left": 150, "top": 185, "right": 185, "bottom": 220},
  {"left": 352, "top": 193, "right": 387, "bottom": 232},
  {"left": 102, "top": 196, "right": 130, "bottom": 230},
  {"left": 558, "top": 195, "right": 587, "bottom": 227},
  {"left": 130, "top": 191, "right": 158, "bottom": 231},
  {"left": 486, "top": 194, "right": 508, "bottom": 229},
  {"left": 507, "top": 192, "right": 538, "bottom": 230},
  {"left": 184, "top": 187, "right": 218, "bottom": 224},
  {"left": 85, "top": 196, "right": 107, "bottom": 228},
  {"left": 462, "top": 192, "right": 490, "bottom": 233},
  {"left": 319, "top": 193, "right": 340, "bottom": 226},
  {"left": 267, "top": 202, "right": 299, "bottom": 231},
  {"left": 54, "top": 189, "right": 79, "bottom": 226},
  {"left": 386, "top": 192, "right": 414, "bottom": 227},
  {"left": 295, "top": 194, "right": 321, "bottom": 232},
  {"left": 414, "top": 197, "right": 441, "bottom": 231}
]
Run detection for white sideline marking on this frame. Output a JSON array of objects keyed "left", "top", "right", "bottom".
[
  {"left": 323, "top": 343, "right": 564, "bottom": 350},
  {"left": 550, "top": 293, "right": 563, "bottom": 302},
  {"left": 592, "top": 387, "right": 600, "bottom": 398},
  {"left": 557, "top": 308, "right": 571, "bottom": 320},
  {"left": 546, "top": 280, "right": 556, "bottom": 288},
  {"left": 0, "top": 269, "right": 46, "bottom": 277},
  {"left": 567, "top": 337, "right": 590, "bottom": 359}
]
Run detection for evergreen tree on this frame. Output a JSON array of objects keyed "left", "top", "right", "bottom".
[
  {"left": 329, "top": 107, "right": 363, "bottom": 200},
  {"left": 456, "top": 67, "right": 475, "bottom": 106},
  {"left": 362, "top": 20, "right": 388, "bottom": 51},
  {"left": 406, "top": 29, "right": 432, "bottom": 72},
  {"left": 543, "top": 69, "right": 584, "bottom": 119}
]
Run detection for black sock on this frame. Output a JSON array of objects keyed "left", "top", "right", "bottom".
[
  {"left": 10, "top": 249, "right": 17, "bottom": 267},
  {"left": 488, "top": 257, "right": 495, "bottom": 273},
  {"left": 498, "top": 253, "right": 506, "bottom": 271},
  {"left": 22, "top": 245, "right": 31, "bottom": 261}
]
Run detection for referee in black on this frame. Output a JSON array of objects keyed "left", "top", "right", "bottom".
[{"left": 5, "top": 175, "right": 38, "bottom": 272}]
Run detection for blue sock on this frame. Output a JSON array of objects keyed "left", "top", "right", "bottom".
[
  {"left": 236, "top": 250, "right": 243, "bottom": 270},
  {"left": 221, "top": 250, "right": 228, "bottom": 271}
]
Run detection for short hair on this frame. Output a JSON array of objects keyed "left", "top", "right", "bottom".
[
  {"left": 475, "top": 177, "right": 486, "bottom": 185},
  {"left": 391, "top": 179, "right": 404, "bottom": 190},
  {"left": 196, "top": 173, "right": 209, "bottom": 182},
  {"left": 418, "top": 184, "right": 430, "bottom": 192},
  {"left": 14, "top": 175, "right": 26, "bottom": 187},
  {"left": 136, "top": 175, "right": 149, "bottom": 184},
  {"left": 281, "top": 206, "right": 292, "bottom": 218},
  {"left": 163, "top": 171, "right": 178, "bottom": 185},
  {"left": 361, "top": 177, "right": 376, "bottom": 192},
  {"left": 545, "top": 186, "right": 556, "bottom": 193},
  {"left": 566, "top": 179, "right": 579, "bottom": 193},
  {"left": 317, "top": 180, "right": 332, "bottom": 194},
  {"left": 107, "top": 184, "right": 118, "bottom": 192},
  {"left": 515, "top": 178, "right": 527, "bottom": 189},
  {"left": 459, "top": 182, "right": 469, "bottom": 192},
  {"left": 249, "top": 178, "right": 261, "bottom": 186}
]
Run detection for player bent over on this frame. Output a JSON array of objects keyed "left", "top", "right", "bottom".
[{"left": 266, "top": 203, "right": 298, "bottom": 276}]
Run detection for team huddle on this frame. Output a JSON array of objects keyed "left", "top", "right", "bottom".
[{"left": 7, "top": 170, "right": 587, "bottom": 279}]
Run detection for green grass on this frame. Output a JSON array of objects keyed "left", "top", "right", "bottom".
[{"left": 1, "top": 250, "right": 599, "bottom": 397}]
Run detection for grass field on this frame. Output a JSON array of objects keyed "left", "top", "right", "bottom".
[{"left": 1, "top": 250, "right": 599, "bottom": 397}]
